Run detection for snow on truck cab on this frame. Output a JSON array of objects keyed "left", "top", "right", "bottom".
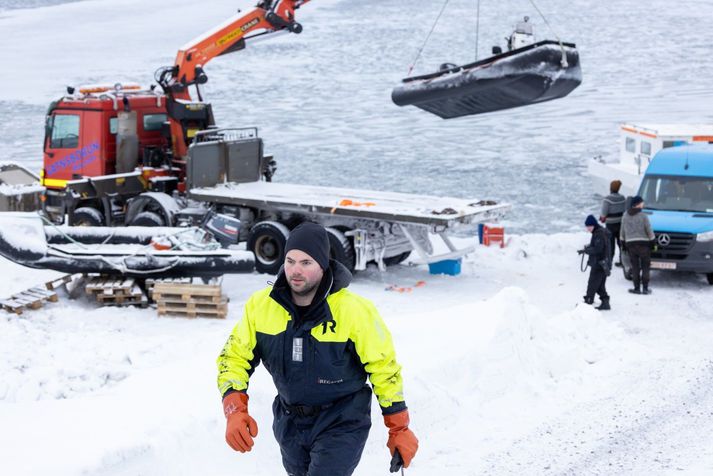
[{"left": 628, "top": 144, "right": 713, "bottom": 285}]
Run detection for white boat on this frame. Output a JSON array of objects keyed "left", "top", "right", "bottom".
[{"left": 588, "top": 124, "right": 713, "bottom": 197}]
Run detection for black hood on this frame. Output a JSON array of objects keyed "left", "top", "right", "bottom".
[
  {"left": 270, "top": 259, "right": 353, "bottom": 321},
  {"left": 628, "top": 207, "right": 642, "bottom": 216}
]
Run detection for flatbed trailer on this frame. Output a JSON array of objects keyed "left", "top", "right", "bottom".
[{"left": 184, "top": 129, "right": 510, "bottom": 273}]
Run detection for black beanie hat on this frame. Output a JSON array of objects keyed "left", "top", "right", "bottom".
[
  {"left": 630, "top": 195, "right": 644, "bottom": 208},
  {"left": 584, "top": 214, "right": 598, "bottom": 227},
  {"left": 285, "top": 222, "right": 330, "bottom": 270}
]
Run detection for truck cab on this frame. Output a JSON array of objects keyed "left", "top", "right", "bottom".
[
  {"left": 41, "top": 84, "right": 185, "bottom": 225},
  {"left": 632, "top": 145, "right": 713, "bottom": 285}
]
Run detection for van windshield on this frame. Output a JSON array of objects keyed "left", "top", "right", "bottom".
[{"left": 640, "top": 175, "right": 713, "bottom": 213}]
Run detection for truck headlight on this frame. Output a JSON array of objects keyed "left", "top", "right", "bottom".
[{"left": 697, "top": 231, "right": 713, "bottom": 242}]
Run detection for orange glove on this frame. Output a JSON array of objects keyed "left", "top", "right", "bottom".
[
  {"left": 384, "top": 409, "right": 419, "bottom": 468},
  {"left": 223, "top": 392, "right": 258, "bottom": 453}
]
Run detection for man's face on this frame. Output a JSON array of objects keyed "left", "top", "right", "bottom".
[
  {"left": 586, "top": 225, "right": 594, "bottom": 233},
  {"left": 285, "top": 249, "right": 324, "bottom": 297}
]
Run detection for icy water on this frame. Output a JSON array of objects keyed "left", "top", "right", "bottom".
[
  {"left": 0, "top": 0, "right": 83, "bottom": 10},
  {"left": 1, "top": 0, "right": 712, "bottom": 232}
]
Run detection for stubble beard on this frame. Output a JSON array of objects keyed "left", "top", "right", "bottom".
[{"left": 289, "top": 278, "right": 319, "bottom": 297}]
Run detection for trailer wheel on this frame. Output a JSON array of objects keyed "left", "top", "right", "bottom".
[
  {"left": 71, "top": 207, "right": 103, "bottom": 226},
  {"left": 383, "top": 251, "right": 411, "bottom": 266},
  {"left": 707, "top": 273, "right": 713, "bottom": 285},
  {"left": 247, "top": 221, "right": 290, "bottom": 275},
  {"left": 326, "top": 227, "right": 355, "bottom": 273},
  {"left": 130, "top": 211, "right": 164, "bottom": 227}
]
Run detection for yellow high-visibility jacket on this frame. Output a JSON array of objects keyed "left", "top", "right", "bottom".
[{"left": 217, "top": 261, "right": 406, "bottom": 414}]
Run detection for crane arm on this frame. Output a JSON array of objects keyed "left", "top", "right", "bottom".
[{"left": 158, "top": 0, "right": 312, "bottom": 159}]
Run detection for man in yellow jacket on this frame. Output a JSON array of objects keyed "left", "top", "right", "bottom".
[{"left": 217, "top": 222, "right": 418, "bottom": 475}]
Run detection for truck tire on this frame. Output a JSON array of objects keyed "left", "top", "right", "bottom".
[
  {"left": 71, "top": 207, "right": 103, "bottom": 226},
  {"left": 383, "top": 251, "right": 411, "bottom": 266},
  {"left": 707, "top": 273, "right": 713, "bottom": 286},
  {"left": 326, "top": 227, "right": 355, "bottom": 273},
  {"left": 247, "top": 221, "right": 290, "bottom": 275},
  {"left": 130, "top": 211, "right": 164, "bottom": 227}
]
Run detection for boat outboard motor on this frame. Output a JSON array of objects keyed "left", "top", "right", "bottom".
[{"left": 202, "top": 211, "right": 241, "bottom": 248}]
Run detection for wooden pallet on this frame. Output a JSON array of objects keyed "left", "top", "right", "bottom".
[
  {"left": 85, "top": 276, "right": 148, "bottom": 307},
  {"left": 153, "top": 280, "right": 227, "bottom": 319},
  {"left": 157, "top": 301, "right": 228, "bottom": 319},
  {"left": 1, "top": 287, "right": 58, "bottom": 315},
  {"left": 45, "top": 274, "right": 75, "bottom": 291}
]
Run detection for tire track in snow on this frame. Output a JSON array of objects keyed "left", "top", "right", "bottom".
[{"left": 479, "top": 360, "right": 713, "bottom": 475}]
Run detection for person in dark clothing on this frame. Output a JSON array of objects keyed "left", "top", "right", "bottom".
[
  {"left": 620, "top": 196, "right": 655, "bottom": 294},
  {"left": 600, "top": 180, "right": 626, "bottom": 265},
  {"left": 579, "top": 214, "right": 612, "bottom": 310},
  {"left": 217, "top": 222, "right": 418, "bottom": 476}
]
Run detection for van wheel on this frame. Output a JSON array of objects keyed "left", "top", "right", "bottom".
[
  {"left": 326, "top": 227, "right": 355, "bottom": 273},
  {"left": 130, "top": 211, "right": 164, "bottom": 226},
  {"left": 71, "top": 207, "right": 103, "bottom": 226},
  {"left": 707, "top": 273, "right": 713, "bottom": 285},
  {"left": 247, "top": 221, "right": 290, "bottom": 275}
]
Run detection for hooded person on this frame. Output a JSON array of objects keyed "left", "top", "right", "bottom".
[
  {"left": 621, "top": 195, "right": 655, "bottom": 294},
  {"left": 217, "top": 222, "right": 418, "bottom": 475},
  {"left": 579, "top": 214, "right": 612, "bottom": 310}
]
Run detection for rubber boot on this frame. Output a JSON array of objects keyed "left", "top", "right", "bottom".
[
  {"left": 628, "top": 287, "right": 641, "bottom": 295},
  {"left": 583, "top": 295, "right": 594, "bottom": 305},
  {"left": 596, "top": 298, "right": 611, "bottom": 311},
  {"left": 642, "top": 286, "right": 651, "bottom": 295}
]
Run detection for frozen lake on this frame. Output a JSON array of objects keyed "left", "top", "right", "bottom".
[{"left": 1, "top": 0, "right": 711, "bottom": 231}]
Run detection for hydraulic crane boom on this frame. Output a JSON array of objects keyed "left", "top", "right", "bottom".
[{"left": 156, "top": 0, "right": 312, "bottom": 160}]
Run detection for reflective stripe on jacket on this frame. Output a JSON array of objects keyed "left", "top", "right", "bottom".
[
  {"left": 601, "top": 192, "right": 626, "bottom": 224},
  {"left": 217, "top": 260, "right": 406, "bottom": 414}
]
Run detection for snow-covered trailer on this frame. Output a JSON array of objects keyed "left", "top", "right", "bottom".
[{"left": 183, "top": 129, "right": 510, "bottom": 274}]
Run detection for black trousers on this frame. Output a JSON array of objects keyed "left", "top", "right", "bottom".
[
  {"left": 272, "top": 386, "right": 372, "bottom": 476},
  {"left": 606, "top": 222, "right": 621, "bottom": 262},
  {"left": 628, "top": 242, "right": 651, "bottom": 289},
  {"left": 586, "top": 265, "right": 609, "bottom": 301}
]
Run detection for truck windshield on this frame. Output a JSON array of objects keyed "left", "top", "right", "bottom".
[{"left": 640, "top": 175, "right": 713, "bottom": 212}]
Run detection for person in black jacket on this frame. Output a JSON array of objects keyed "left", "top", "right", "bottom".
[{"left": 580, "top": 215, "right": 612, "bottom": 310}]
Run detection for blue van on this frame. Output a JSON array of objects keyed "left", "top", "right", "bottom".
[{"left": 622, "top": 145, "right": 713, "bottom": 285}]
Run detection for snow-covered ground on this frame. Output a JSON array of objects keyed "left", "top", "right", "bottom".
[
  {"left": 1, "top": 233, "right": 713, "bottom": 476},
  {"left": 2, "top": 1, "right": 713, "bottom": 475}
]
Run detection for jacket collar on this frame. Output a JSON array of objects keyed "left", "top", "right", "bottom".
[{"left": 269, "top": 259, "right": 352, "bottom": 319}]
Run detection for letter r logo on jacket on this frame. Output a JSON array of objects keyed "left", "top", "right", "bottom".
[{"left": 321, "top": 319, "right": 337, "bottom": 334}]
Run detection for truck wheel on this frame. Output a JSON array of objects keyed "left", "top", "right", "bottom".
[
  {"left": 130, "top": 211, "right": 164, "bottom": 226},
  {"left": 383, "top": 251, "right": 411, "bottom": 266},
  {"left": 326, "top": 227, "right": 355, "bottom": 273},
  {"left": 247, "top": 221, "right": 290, "bottom": 275},
  {"left": 707, "top": 273, "right": 713, "bottom": 285},
  {"left": 71, "top": 207, "right": 103, "bottom": 226}
]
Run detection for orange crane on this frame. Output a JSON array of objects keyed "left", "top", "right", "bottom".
[{"left": 156, "top": 0, "right": 311, "bottom": 160}]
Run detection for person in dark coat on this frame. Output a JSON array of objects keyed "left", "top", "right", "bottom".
[
  {"left": 217, "top": 222, "right": 418, "bottom": 476},
  {"left": 620, "top": 195, "right": 655, "bottom": 294},
  {"left": 580, "top": 214, "right": 612, "bottom": 310}
]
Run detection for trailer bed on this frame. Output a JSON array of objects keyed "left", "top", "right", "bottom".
[{"left": 189, "top": 181, "right": 509, "bottom": 228}]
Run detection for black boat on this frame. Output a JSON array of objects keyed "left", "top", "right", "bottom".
[
  {"left": 0, "top": 214, "right": 254, "bottom": 278},
  {"left": 391, "top": 40, "right": 582, "bottom": 119}
]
